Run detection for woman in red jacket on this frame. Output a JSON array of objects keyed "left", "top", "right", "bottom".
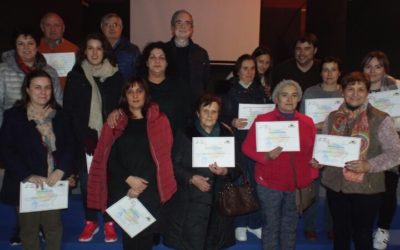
[
  {"left": 87, "top": 77, "right": 177, "bottom": 250},
  {"left": 242, "top": 79, "right": 317, "bottom": 250}
]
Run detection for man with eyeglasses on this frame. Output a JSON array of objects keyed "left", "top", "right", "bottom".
[
  {"left": 101, "top": 13, "right": 140, "bottom": 80},
  {"left": 165, "top": 9, "right": 210, "bottom": 112}
]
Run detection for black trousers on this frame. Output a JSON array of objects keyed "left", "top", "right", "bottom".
[
  {"left": 122, "top": 231, "right": 154, "bottom": 250},
  {"left": 326, "top": 188, "right": 381, "bottom": 250},
  {"left": 377, "top": 170, "right": 399, "bottom": 229}
]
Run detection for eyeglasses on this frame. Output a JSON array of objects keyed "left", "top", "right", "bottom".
[
  {"left": 174, "top": 20, "right": 193, "bottom": 27},
  {"left": 103, "top": 23, "right": 121, "bottom": 29}
]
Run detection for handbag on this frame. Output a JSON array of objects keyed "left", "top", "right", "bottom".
[
  {"left": 289, "top": 155, "right": 316, "bottom": 215},
  {"left": 218, "top": 180, "right": 259, "bottom": 217}
]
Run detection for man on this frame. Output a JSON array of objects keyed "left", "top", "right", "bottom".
[
  {"left": 165, "top": 9, "right": 210, "bottom": 109},
  {"left": 39, "top": 12, "right": 79, "bottom": 89},
  {"left": 101, "top": 13, "right": 140, "bottom": 80},
  {"left": 272, "top": 33, "right": 321, "bottom": 92}
]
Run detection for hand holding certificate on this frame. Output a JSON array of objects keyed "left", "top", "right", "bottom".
[
  {"left": 256, "top": 121, "right": 300, "bottom": 152},
  {"left": 305, "top": 98, "right": 343, "bottom": 124},
  {"left": 106, "top": 196, "right": 156, "bottom": 238},
  {"left": 42, "top": 52, "right": 76, "bottom": 77},
  {"left": 192, "top": 137, "right": 235, "bottom": 168},
  {"left": 19, "top": 180, "right": 69, "bottom": 213},
  {"left": 312, "top": 134, "right": 361, "bottom": 167},
  {"left": 238, "top": 104, "right": 275, "bottom": 130},
  {"left": 368, "top": 89, "right": 400, "bottom": 117}
]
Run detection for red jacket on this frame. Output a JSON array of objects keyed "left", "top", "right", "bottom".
[
  {"left": 242, "top": 108, "right": 318, "bottom": 192},
  {"left": 87, "top": 103, "right": 177, "bottom": 211}
]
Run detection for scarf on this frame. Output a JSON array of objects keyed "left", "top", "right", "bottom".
[
  {"left": 195, "top": 118, "right": 220, "bottom": 137},
  {"left": 81, "top": 59, "right": 118, "bottom": 137},
  {"left": 27, "top": 104, "right": 57, "bottom": 177},
  {"left": 330, "top": 102, "right": 370, "bottom": 182},
  {"left": 16, "top": 54, "right": 34, "bottom": 74}
]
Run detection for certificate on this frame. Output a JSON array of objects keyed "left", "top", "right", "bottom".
[
  {"left": 43, "top": 52, "right": 75, "bottom": 77},
  {"left": 238, "top": 103, "right": 275, "bottom": 130},
  {"left": 106, "top": 196, "right": 156, "bottom": 238},
  {"left": 369, "top": 89, "right": 400, "bottom": 117},
  {"left": 305, "top": 98, "right": 343, "bottom": 123},
  {"left": 256, "top": 121, "right": 300, "bottom": 152},
  {"left": 19, "top": 181, "right": 69, "bottom": 213},
  {"left": 192, "top": 137, "right": 235, "bottom": 168},
  {"left": 312, "top": 134, "right": 361, "bottom": 168}
]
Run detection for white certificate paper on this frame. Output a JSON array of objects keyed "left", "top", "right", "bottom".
[
  {"left": 313, "top": 134, "right": 361, "bottom": 168},
  {"left": 369, "top": 89, "right": 400, "bottom": 117},
  {"left": 43, "top": 52, "right": 75, "bottom": 77},
  {"left": 305, "top": 98, "right": 343, "bottom": 123},
  {"left": 106, "top": 196, "right": 156, "bottom": 238},
  {"left": 19, "top": 181, "right": 69, "bottom": 213},
  {"left": 256, "top": 121, "right": 300, "bottom": 152},
  {"left": 192, "top": 137, "right": 235, "bottom": 168},
  {"left": 238, "top": 103, "right": 275, "bottom": 130}
]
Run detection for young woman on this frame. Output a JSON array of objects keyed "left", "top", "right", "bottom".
[
  {"left": 0, "top": 70, "right": 74, "bottom": 250},
  {"left": 252, "top": 46, "right": 273, "bottom": 103}
]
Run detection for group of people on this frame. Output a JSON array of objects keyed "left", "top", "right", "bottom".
[{"left": 0, "top": 8, "right": 399, "bottom": 250}]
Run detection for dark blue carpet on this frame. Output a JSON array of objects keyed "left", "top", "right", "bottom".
[{"left": 1, "top": 194, "right": 400, "bottom": 250}]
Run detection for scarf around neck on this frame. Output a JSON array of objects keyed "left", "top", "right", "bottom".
[
  {"left": 195, "top": 118, "right": 220, "bottom": 137},
  {"left": 81, "top": 59, "right": 118, "bottom": 137}
]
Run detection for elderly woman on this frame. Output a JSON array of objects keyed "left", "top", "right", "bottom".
[
  {"left": 0, "top": 70, "right": 74, "bottom": 250},
  {"left": 252, "top": 46, "right": 273, "bottom": 103},
  {"left": 0, "top": 28, "right": 63, "bottom": 127},
  {"left": 87, "top": 78, "right": 176, "bottom": 250},
  {"left": 299, "top": 56, "right": 343, "bottom": 240},
  {"left": 315, "top": 72, "right": 400, "bottom": 250},
  {"left": 221, "top": 54, "right": 266, "bottom": 241},
  {"left": 242, "top": 79, "right": 317, "bottom": 250},
  {"left": 362, "top": 51, "right": 400, "bottom": 250},
  {"left": 164, "top": 94, "right": 240, "bottom": 250},
  {"left": 64, "top": 33, "right": 125, "bottom": 243}
]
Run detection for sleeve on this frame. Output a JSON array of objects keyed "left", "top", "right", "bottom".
[
  {"left": 46, "top": 66, "right": 63, "bottom": 106},
  {"left": 202, "top": 50, "right": 210, "bottom": 91},
  {"left": 0, "top": 68, "right": 5, "bottom": 127},
  {"left": 241, "top": 116, "right": 268, "bottom": 164},
  {"left": 54, "top": 111, "right": 75, "bottom": 176},
  {"left": 368, "top": 116, "right": 400, "bottom": 173},
  {"left": 107, "top": 140, "right": 131, "bottom": 183},
  {"left": 172, "top": 130, "right": 195, "bottom": 186}
]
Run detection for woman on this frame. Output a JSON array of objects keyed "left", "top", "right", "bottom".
[
  {"left": 242, "top": 79, "right": 317, "bottom": 250},
  {"left": 87, "top": 78, "right": 177, "bottom": 250},
  {"left": 0, "top": 28, "right": 63, "bottom": 126},
  {"left": 315, "top": 72, "right": 400, "bottom": 250},
  {"left": 252, "top": 46, "right": 273, "bottom": 103},
  {"left": 221, "top": 54, "right": 265, "bottom": 241},
  {"left": 0, "top": 70, "right": 74, "bottom": 250},
  {"left": 140, "top": 41, "right": 190, "bottom": 133},
  {"left": 362, "top": 51, "right": 400, "bottom": 250},
  {"left": 64, "top": 33, "right": 125, "bottom": 243},
  {"left": 164, "top": 94, "right": 240, "bottom": 250},
  {"left": 299, "top": 56, "right": 342, "bottom": 240}
]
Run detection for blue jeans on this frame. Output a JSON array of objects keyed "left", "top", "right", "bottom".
[
  {"left": 257, "top": 184, "right": 298, "bottom": 250},
  {"left": 235, "top": 156, "right": 262, "bottom": 229}
]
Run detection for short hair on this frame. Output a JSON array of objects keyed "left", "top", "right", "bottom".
[
  {"left": 341, "top": 71, "right": 370, "bottom": 91},
  {"left": 100, "top": 13, "right": 123, "bottom": 29},
  {"left": 118, "top": 77, "right": 151, "bottom": 118},
  {"left": 76, "top": 33, "right": 117, "bottom": 66},
  {"left": 40, "top": 12, "right": 64, "bottom": 26},
  {"left": 361, "top": 50, "right": 390, "bottom": 74},
  {"left": 272, "top": 79, "right": 303, "bottom": 102},
  {"left": 13, "top": 27, "right": 40, "bottom": 49},
  {"left": 16, "top": 69, "right": 58, "bottom": 109},
  {"left": 321, "top": 56, "right": 342, "bottom": 73},
  {"left": 233, "top": 54, "right": 256, "bottom": 78},
  {"left": 170, "top": 9, "right": 193, "bottom": 27},
  {"left": 295, "top": 33, "right": 319, "bottom": 49},
  {"left": 195, "top": 93, "right": 222, "bottom": 114},
  {"left": 139, "top": 41, "right": 172, "bottom": 77}
]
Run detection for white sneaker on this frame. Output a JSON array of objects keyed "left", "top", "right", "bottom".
[
  {"left": 247, "top": 227, "right": 262, "bottom": 239},
  {"left": 235, "top": 227, "right": 247, "bottom": 241},
  {"left": 373, "top": 228, "right": 389, "bottom": 250}
]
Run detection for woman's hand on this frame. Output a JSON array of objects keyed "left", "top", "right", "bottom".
[
  {"left": 127, "top": 188, "right": 141, "bottom": 198},
  {"left": 107, "top": 109, "right": 122, "bottom": 128},
  {"left": 27, "top": 175, "right": 47, "bottom": 189},
  {"left": 264, "top": 146, "right": 283, "bottom": 160},
  {"left": 208, "top": 162, "right": 228, "bottom": 176},
  {"left": 231, "top": 118, "right": 248, "bottom": 129},
  {"left": 345, "top": 160, "right": 370, "bottom": 173},
  {"left": 310, "top": 158, "right": 323, "bottom": 169},
  {"left": 125, "top": 176, "right": 148, "bottom": 197},
  {"left": 190, "top": 175, "right": 211, "bottom": 192},
  {"left": 46, "top": 169, "right": 64, "bottom": 187}
]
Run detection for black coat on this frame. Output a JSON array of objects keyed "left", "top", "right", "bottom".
[
  {"left": 0, "top": 106, "right": 74, "bottom": 206},
  {"left": 163, "top": 123, "right": 240, "bottom": 250},
  {"left": 63, "top": 64, "right": 124, "bottom": 172}
]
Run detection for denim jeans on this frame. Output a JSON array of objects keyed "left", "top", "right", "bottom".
[{"left": 257, "top": 184, "right": 298, "bottom": 250}]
